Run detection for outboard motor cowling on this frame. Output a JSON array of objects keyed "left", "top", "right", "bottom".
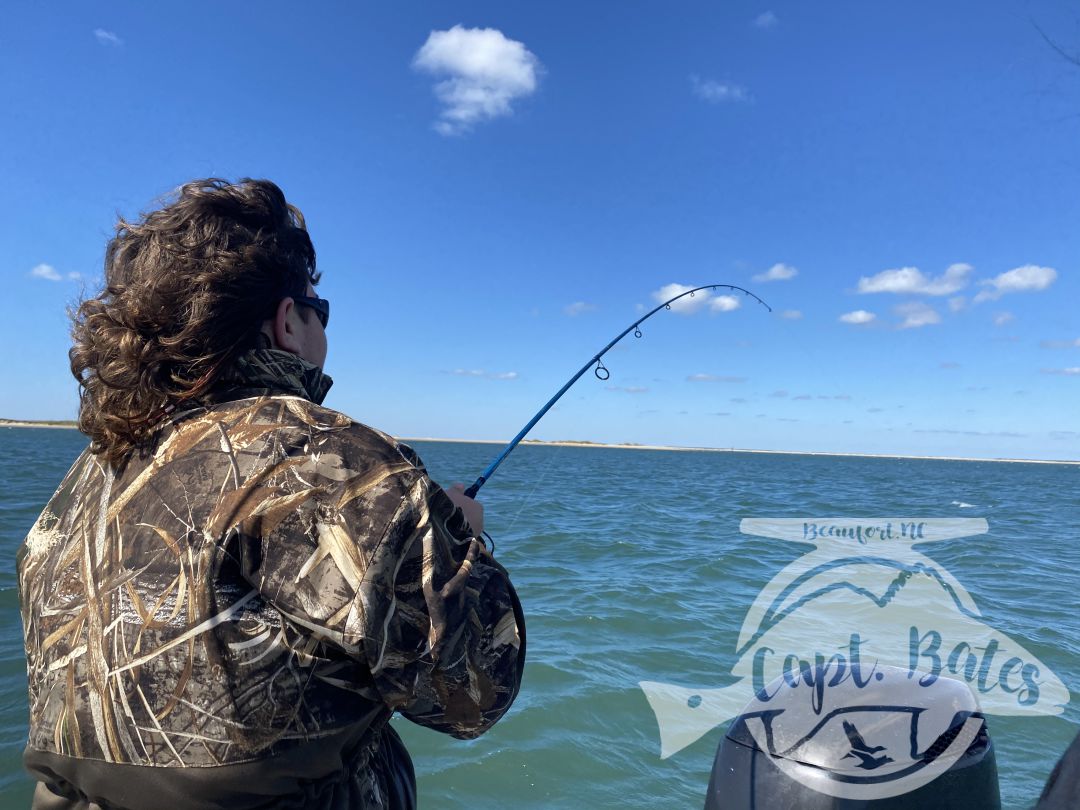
[{"left": 704, "top": 666, "right": 1000, "bottom": 809}]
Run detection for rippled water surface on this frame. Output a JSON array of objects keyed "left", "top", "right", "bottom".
[{"left": 1, "top": 429, "right": 1077, "bottom": 808}]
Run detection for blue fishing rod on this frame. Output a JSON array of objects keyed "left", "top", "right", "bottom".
[{"left": 463, "top": 284, "right": 771, "bottom": 498}]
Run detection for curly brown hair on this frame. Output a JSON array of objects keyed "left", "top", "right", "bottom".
[{"left": 69, "top": 178, "right": 319, "bottom": 467}]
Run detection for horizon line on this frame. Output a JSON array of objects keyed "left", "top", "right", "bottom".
[
  {"left": 397, "top": 436, "right": 1080, "bottom": 466},
  {"left": 2, "top": 420, "right": 1075, "bottom": 466}
]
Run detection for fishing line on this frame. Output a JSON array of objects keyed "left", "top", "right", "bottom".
[
  {"left": 464, "top": 284, "right": 771, "bottom": 498},
  {"left": 502, "top": 440, "right": 564, "bottom": 536}
]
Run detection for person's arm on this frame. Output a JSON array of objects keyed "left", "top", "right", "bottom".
[
  {"left": 243, "top": 434, "right": 525, "bottom": 739},
  {"left": 393, "top": 478, "right": 525, "bottom": 736}
]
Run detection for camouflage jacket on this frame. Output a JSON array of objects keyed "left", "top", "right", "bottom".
[{"left": 18, "top": 349, "right": 525, "bottom": 809}]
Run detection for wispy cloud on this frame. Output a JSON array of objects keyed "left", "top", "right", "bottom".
[
  {"left": 687, "top": 373, "right": 747, "bottom": 383},
  {"left": 993, "top": 311, "right": 1015, "bottom": 327},
  {"left": 770, "top": 390, "right": 789, "bottom": 398},
  {"left": 793, "top": 394, "right": 812, "bottom": 400},
  {"left": 93, "top": 28, "right": 122, "bottom": 46},
  {"left": 752, "top": 262, "right": 797, "bottom": 283},
  {"left": 974, "top": 265, "right": 1057, "bottom": 303},
  {"left": 730, "top": 397, "right": 748, "bottom": 403},
  {"left": 30, "top": 263, "right": 62, "bottom": 281},
  {"left": 940, "top": 361, "right": 961, "bottom": 369},
  {"left": 753, "top": 11, "right": 778, "bottom": 28},
  {"left": 412, "top": 26, "right": 541, "bottom": 136},
  {"left": 915, "top": 428, "right": 1027, "bottom": 438},
  {"left": 690, "top": 75, "right": 750, "bottom": 103},
  {"left": 896, "top": 301, "right": 941, "bottom": 329},
  {"left": 447, "top": 368, "right": 519, "bottom": 380},
  {"left": 857, "top": 263, "right": 971, "bottom": 296},
  {"left": 839, "top": 310, "right": 875, "bottom": 325},
  {"left": 1040, "top": 338, "right": 1080, "bottom": 349},
  {"left": 606, "top": 385, "right": 648, "bottom": 394},
  {"left": 779, "top": 309, "right": 802, "bottom": 320},
  {"left": 947, "top": 296, "right": 967, "bottom": 312},
  {"left": 1042, "top": 367, "right": 1080, "bottom": 376},
  {"left": 563, "top": 301, "right": 595, "bottom": 316}
]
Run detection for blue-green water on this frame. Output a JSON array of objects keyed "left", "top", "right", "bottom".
[{"left": 1, "top": 427, "right": 1077, "bottom": 808}]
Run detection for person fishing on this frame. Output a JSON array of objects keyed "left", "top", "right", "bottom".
[{"left": 17, "top": 178, "right": 525, "bottom": 810}]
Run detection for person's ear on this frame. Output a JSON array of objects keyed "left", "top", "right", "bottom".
[{"left": 270, "top": 296, "right": 303, "bottom": 355}]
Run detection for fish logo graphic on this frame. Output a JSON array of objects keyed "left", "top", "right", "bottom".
[{"left": 640, "top": 517, "right": 1071, "bottom": 799}]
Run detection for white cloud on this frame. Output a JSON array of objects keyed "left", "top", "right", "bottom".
[
  {"left": 947, "top": 296, "right": 966, "bottom": 312},
  {"left": 412, "top": 26, "right": 541, "bottom": 136},
  {"left": 448, "top": 368, "right": 518, "bottom": 380},
  {"left": 839, "top": 310, "right": 876, "bottom": 325},
  {"left": 93, "top": 28, "right": 122, "bottom": 46},
  {"left": 651, "top": 283, "right": 709, "bottom": 314},
  {"left": 650, "top": 284, "right": 744, "bottom": 315},
  {"left": 895, "top": 301, "right": 941, "bottom": 329},
  {"left": 974, "top": 264, "right": 1057, "bottom": 303},
  {"left": 753, "top": 11, "right": 778, "bottom": 28},
  {"left": 687, "top": 373, "right": 747, "bottom": 383},
  {"left": 67, "top": 271, "right": 81, "bottom": 280},
  {"left": 752, "top": 262, "right": 798, "bottom": 283},
  {"left": 563, "top": 301, "right": 595, "bottom": 316},
  {"left": 30, "top": 263, "right": 62, "bottom": 281},
  {"left": 857, "top": 263, "right": 972, "bottom": 296},
  {"left": 690, "top": 75, "right": 749, "bottom": 103},
  {"left": 780, "top": 309, "right": 802, "bottom": 320},
  {"left": 993, "top": 311, "right": 1015, "bottom": 327},
  {"left": 709, "top": 295, "right": 741, "bottom": 312}
]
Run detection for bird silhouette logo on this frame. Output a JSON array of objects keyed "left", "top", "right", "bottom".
[{"left": 840, "top": 720, "right": 894, "bottom": 770}]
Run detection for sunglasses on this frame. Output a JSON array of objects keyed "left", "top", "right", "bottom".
[{"left": 293, "top": 294, "right": 330, "bottom": 328}]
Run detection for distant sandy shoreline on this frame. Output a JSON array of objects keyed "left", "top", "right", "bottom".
[
  {"left": 398, "top": 437, "right": 1080, "bottom": 466},
  {"left": 0, "top": 419, "right": 78, "bottom": 430},
  {"left": 2, "top": 420, "right": 1073, "bottom": 465}
]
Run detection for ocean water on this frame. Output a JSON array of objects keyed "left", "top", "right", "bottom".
[{"left": 1, "top": 427, "right": 1077, "bottom": 809}]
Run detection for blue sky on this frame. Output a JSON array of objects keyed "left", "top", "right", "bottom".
[{"left": 3, "top": 2, "right": 1078, "bottom": 460}]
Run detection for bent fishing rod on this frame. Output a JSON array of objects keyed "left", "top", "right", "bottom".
[{"left": 463, "top": 284, "right": 771, "bottom": 498}]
